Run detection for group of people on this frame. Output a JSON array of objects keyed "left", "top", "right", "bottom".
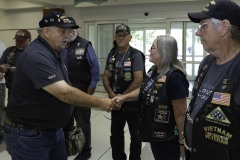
[{"left": 0, "top": 0, "right": 240, "bottom": 160}]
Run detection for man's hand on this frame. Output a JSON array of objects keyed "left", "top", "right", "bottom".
[
  {"left": 97, "top": 98, "right": 116, "bottom": 112},
  {"left": 0, "top": 64, "right": 8, "bottom": 73},
  {"left": 9, "top": 67, "right": 16, "bottom": 73},
  {"left": 112, "top": 94, "right": 125, "bottom": 106},
  {"left": 111, "top": 98, "right": 121, "bottom": 110}
]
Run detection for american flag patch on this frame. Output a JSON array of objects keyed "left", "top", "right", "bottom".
[
  {"left": 124, "top": 61, "right": 131, "bottom": 66},
  {"left": 211, "top": 92, "right": 230, "bottom": 106}
]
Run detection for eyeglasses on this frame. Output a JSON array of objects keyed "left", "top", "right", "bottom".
[
  {"left": 150, "top": 46, "right": 156, "bottom": 51},
  {"left": 198, "top": 23, "right": 209, "bottom": 31}
]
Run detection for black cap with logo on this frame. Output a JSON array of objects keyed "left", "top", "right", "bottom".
[
  {"left": 188, "top": 0, "right": 240, "bottom": 27},
  {"left": 39, "top": 12, "right": 79, "bottom": 29},
  {"left": 115, "top": 24, "right": 131, "bottom": 34}
]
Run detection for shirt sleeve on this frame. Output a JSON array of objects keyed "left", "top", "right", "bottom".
[
  {"left": 132, "top": 51, "right": 144, "bottom": 72},
  {"left": 167, "top": 71, "right": 189, "bottom": 100},
  {"left": 85, "top": 44, "right": 100, "bottom": 88}
]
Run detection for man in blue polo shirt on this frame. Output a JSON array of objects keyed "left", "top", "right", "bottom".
[{"left": 4, "top": 12, "right": 116, "bottom": 160}]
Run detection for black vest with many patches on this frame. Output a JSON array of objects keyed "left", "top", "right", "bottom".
[
  {"left": 67, "top": 36, "right": 91, "bottom": 92},
  {"left": 108, "top": 46, "right": 145, "bottom": 112},
  {"left": 185, "top": 54, "right": 240, "bottom": 160},
  {"left": 108, "top": 46, "right": 145, "bottom": 94},
  {"left": 139, "top": 65, "right": 176, "bottom": 142}
]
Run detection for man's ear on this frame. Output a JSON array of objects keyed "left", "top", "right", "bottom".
[
  {"left": 42, "top": 27, "right": 50, "bottom": 38},
  {"left": 221, "top": 20, "right": 231, "bottom": 36}
]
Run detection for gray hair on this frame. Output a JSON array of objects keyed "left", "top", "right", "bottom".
[
  {"left": 156, "top": 35, "right": 187, "bottom": 76},
  {"left": 37, "top": 27, "right": 43, "bottom": 34},
  {"left": 210, "top": 18, "right": 240, "bottom": 41}
]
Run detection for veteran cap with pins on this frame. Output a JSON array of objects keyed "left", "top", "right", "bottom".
[
  {"left": 188, "top": 0, "right": 240, "bottom": 27},
  {"left": 39, "top": 11, "right": 79, "bottom": 29}
]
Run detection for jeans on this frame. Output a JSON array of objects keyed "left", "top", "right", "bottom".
[
  {"left": 110, "top": 110, "right": 142, "bottom": 160},
  {"left": 4, "top": 122, "right": 67, "bottom": 160},
  {"left": 150, "top": 137, "right": 180, "bottom": 160}
]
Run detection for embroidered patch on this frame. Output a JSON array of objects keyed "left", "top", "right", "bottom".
[
  {"left": 124, "top": 61, "right": 131, "bottom": 66},
  {"left": 152, "top": 131, "right": 166, "bottom": 138},
  {"left": 75, "top": 48, "right": 85, "bottom": 55},
  {"left": 211, "top": 92, "right": 231, "bottom": 106},
  {"left": 109, "top": 64, "right": 113, "bottom": 71},
  {"left": 48, "top": 74, "right": 56, "bottom": 79},
  {"left": 203, "top": 126, "right": 232, "bottom": 146},
  {"left": 206, "top": 107, "right": 231, "bottom": 127},
  {"left": 158, "top": 105, "right": 168, "bottom": 110},
  {"left": 124, "top": 72, "right": 132, "bottom": 81},
  {"left": 154, "top": 110, "right": 170, "bottom": 123}
]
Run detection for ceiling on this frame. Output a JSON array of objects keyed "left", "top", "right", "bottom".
[{"left": 0, "top": 0, "right": 207, "bottom": 10}]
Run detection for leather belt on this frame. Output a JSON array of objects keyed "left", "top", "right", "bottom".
[{"left": 6, "top": 116, "right": 45, "bottom": 130}]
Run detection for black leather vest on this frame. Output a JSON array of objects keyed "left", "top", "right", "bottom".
[
  {"left": 108, "top": 46, "right": 145, "bottom": 94},
  {"left": 67, "top": 36, "right": 91, "bottom": 92},
  {"left": 185, "top": 54, "right": 240, "bottom": 160},
  {"left": 139, "top": 66, "right": 176, "bottom": 142},
  {"left": 108, "top": 46, "right": 145, "bottom": 112},
  {"left": 5, "top": 46, "right": 17, "bottom": 88}
]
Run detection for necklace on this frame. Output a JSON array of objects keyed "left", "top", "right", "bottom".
[{"left": 113, "top": 46, "right": 129, "bottom": 61}]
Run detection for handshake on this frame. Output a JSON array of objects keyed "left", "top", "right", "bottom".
[{"left": 108, "top": 94, "right": 126, "bottom": 112}]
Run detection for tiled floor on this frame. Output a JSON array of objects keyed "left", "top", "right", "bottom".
[{"left": 0, "top": 91, "right": 154, "bottom": 160}]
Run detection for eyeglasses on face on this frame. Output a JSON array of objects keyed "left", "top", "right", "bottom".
[{"left": 150, "top": 46, "right": 156, "bottom": 51}]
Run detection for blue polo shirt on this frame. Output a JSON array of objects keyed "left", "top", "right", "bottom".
[{"left": 6, "top": 36, "right": 74, "bottom": 129}]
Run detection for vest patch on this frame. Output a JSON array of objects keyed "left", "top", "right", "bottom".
[
  {"left": 206, "top": 107, "right": 231, "bottom": 127},
  {"left": 124, "top": 61, "right": 131, "bottom": 66},
  {"left": 124, "top": 72, "right": 132, "bottom": 81},
  {"left": 48, "top": 74, "right": 56, "bottom": 79},
  {"left": 211, "top": 92, "right": 231, "bottom": 106},
  {"left": 152, "top": 131, "right": 166, "bottom": 138},
  {"left": 75, "top": 48, "right": 85, "bottom": 55},
  {"left": 154, "top": 109, "right": 170, "bottom": 123}
]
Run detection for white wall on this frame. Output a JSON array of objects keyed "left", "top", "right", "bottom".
[{"left": 0, "top": 1, "right": 208, "bottom": 48}]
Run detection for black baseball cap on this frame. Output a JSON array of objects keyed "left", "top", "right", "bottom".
[
  {"left": 115, "top": 24, "right": 131, "bottom": 34},
  {"left": 67, "top": 17, "right": 80, "bottom": 29},
  {"left": 188, "top": 0, "right": 240, "bottom": 27},
  {"left": 39, "top": 12, "right": 79, "bottom": 29}
]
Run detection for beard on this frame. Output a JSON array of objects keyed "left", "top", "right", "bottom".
[{"left": 67, "top": 33, "right": 78, "bottom": 43}]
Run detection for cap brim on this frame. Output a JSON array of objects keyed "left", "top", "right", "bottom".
[
  {"left": 56, "top": 24, "right": 80, "bottom": 29},
  {"left": 116, "top": 30, "right": 129, "bottom": 34},
  {"left": 188, "top": 11, "right": 212, "bottom": 23},
  {"left": 14, "top": 36, "right": 28, "bottom": 42}
]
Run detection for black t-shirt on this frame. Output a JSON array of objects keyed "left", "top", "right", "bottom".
[
  {"left": 6, "top": 36, "right": 73, "bottom": 129},
  {"left": 151, "top": 69, "right": 189, "bottom": 100}
]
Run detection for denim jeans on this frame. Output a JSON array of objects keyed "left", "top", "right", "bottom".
[
  {"left": 4, "top": 122, "right": 67, "bottom": 160},
  {"left": 150, "top": 137, "right": 180, "bottom": 160}
]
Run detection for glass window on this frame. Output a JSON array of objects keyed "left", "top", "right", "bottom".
[{"left": 97, "top": 24, "right": 114, "bottom": 59}]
